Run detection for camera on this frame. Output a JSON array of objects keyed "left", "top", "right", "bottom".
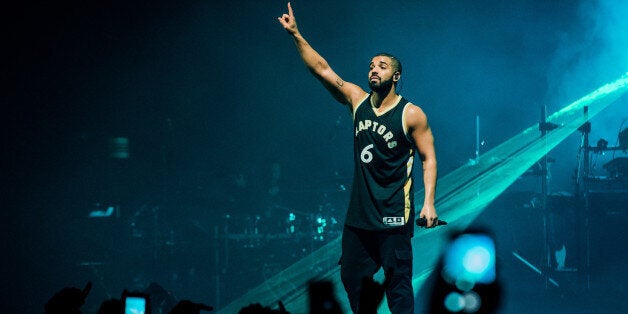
[{"left": 427, "top": 229, "right": 501, "bottom": 313}]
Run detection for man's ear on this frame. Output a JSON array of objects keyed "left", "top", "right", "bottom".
[{"left": 393, "top": 72, "right": 400, "bottom": 81}]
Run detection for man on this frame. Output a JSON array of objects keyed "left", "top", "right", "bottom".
[{"left": 278, "top": 3, "right": 438, "bottom": 313}]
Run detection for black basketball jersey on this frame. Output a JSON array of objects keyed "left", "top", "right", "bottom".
[{"left": 346, "top": 93, "right": 416, "bottom": 234}]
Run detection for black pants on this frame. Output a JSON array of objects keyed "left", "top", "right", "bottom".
[{"left": 340, "top": 225, "right": 414, "bottom": 314}]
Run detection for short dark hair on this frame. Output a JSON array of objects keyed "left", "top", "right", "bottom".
[{"left": 373, "top": 52, "right": 402, "bottom": 74}]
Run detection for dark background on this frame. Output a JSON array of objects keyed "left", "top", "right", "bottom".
[{"left": 4, "top": 0, "right": 627, "bottom": 313}]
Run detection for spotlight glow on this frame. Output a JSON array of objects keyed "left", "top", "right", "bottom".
[
  {"left": 444, "top": 234, "right": 496, "bottom": 285},
  {"left": 463, "top": 246, "right": 491, "bottom": 275},
  {"left": 444, "top": 292, "right": 465, "bottom": 312}
]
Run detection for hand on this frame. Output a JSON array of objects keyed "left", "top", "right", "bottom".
[
  {"left": 419, "top": 203, "right": 438, "bottom": 228},
  {"left": 277, "top": 2, "right": 298, "bottom": 35}
]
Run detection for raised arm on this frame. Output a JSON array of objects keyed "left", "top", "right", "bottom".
[
  {"left": 405, "top": 104, "right": 439, "bottom": 228},
  {"left": 278, "top": 2, "right": 365, "bottom": 108}
]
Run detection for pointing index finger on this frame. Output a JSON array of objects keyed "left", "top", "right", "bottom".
[{"left": 288, "top": 2, "right": 293, "bottom": 17}]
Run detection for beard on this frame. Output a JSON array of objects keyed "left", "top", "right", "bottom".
[{"left": 368, "top": 76, "right": 394, "bottom": 93}]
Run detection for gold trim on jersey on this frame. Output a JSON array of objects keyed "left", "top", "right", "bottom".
[
  {"left": 352, "top": 93, "right": 371, "bottom": 120},
  {"left": 371, "top": 94, "right": 402, "bottom": 117},
  {"left": 404, "top": 149, "right": 415, "bottom": 222},
  {"left": 401, "top": 102, "right": 411, "bottom": 142}
]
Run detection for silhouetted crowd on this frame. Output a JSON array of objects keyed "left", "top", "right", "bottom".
[
  {"left": 44, "top": 276, "right": 388, "bottom": 314},
  {"left": 44, "top": 230, "right": 502, "bottom": 313}
]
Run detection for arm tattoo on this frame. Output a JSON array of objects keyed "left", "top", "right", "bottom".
[{"left": 336, "top": 77, "right": 344, "bottom": 87}]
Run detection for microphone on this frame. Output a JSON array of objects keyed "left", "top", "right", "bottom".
[{"left": 416, "top": 217, "right": 447, "bottom": 227}]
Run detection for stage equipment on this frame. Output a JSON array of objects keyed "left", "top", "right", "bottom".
[
  {"left": 577, "top": 115, "right": 628, "bottom": 289},
  {"left": 109, "top": 137, "right": 130, "bottom": 159},
  {"left": 508, "top": 105, "right": 563, "bottom": 289},
  {"left": 209, "top": 201, "right": 343, "bottom": 308},
  {"left": 619, "top": 127, "right": 628, "bottom": 150},
  {"left": 87, "top": 204, "right": 119, "bottom": 218},
  {"left": 603, "top": 157, "right": 628, "bottom": 179},
  {"left": 475, "top": 115, "right": 481, "bottom": 164}
]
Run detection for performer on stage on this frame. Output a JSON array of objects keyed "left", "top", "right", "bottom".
[{"left": 278, "top": 3, "right": 439, "bottom": 313}]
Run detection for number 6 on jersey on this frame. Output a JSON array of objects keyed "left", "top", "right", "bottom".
[{"left": 360, "top": 144, "right": 374, "bottom": 163}]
